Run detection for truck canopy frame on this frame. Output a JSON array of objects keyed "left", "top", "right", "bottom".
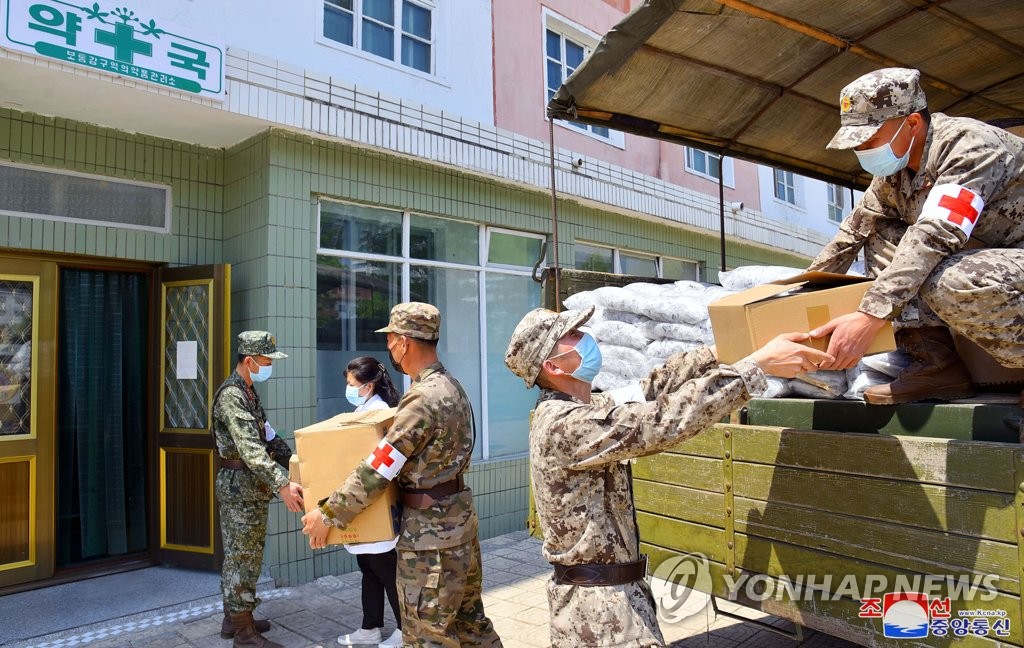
[{"left": 547, "top": 0, "right": 1024, "bottom": 190}]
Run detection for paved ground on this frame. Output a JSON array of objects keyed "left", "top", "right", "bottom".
[{"left": 8, "top": 531, "right": 861, "bottom": 648}]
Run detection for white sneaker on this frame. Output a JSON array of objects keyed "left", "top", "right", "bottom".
[
  {"left": 379, "top": 628, "right": 404, "bottom": 647},
  {"left": 337, "top": 627, "right": 382, "bottom": 645}
]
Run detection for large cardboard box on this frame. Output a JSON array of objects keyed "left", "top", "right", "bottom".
[
  {"left": 709, "top": 272, "right": 896, "bottom": 364},
  {"left": 291, "top": 408, "right": 401, "bottom": 545}
]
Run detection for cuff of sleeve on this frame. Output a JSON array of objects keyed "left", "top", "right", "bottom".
[
  {"left": 320, "top": 499, "right": 355, "bottom": 528},
  {"left": 732, "top": 356, "right": 768, "bottom": 398},
  {"left": 856, "top": 298, "right": 897, "bottom": 321},
  {"left": 858, "top": 292, "right": 897, "bottom": 320},
  {"left": 272, "top": 469, "right": 290, "bottom": 493},
  {"left": 318, "top": 504, "right": 337, "bottom": 528}
]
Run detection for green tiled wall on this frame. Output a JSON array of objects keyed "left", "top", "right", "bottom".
[{"left": 0, "top": 110, "right": 225, "bottom": 264}]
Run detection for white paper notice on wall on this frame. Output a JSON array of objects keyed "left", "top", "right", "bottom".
[{"left": 176, "top": 341, "right": 198, "bottom": 380}]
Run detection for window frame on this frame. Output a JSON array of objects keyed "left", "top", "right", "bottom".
[
  {"left": 316, "top": 199, "right": 543, "bottom": 460},
  {"left": 484, "top": 227, "right": 547, "bottom": 271},
  {"left": 773, "top": 168, "right": 798, "bottom": 206},
  {"left": 542, "top": 9, "right": 625, "bottom": 149},
  {"left": 827, "top": 183, "right": 846, "bottom": 223},
  {"left": 574, "top": 241, "right": 700, "bottom": 281},
  {"left": 319, "top": 0, "right": 438, "bottom": 77},
  {"left": 684, "top": 147, "right": 735, "bottom": 188}
]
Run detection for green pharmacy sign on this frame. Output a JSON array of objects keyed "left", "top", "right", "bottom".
[{"left": 2, "top": 0, "right": 225, "bottom": 99}]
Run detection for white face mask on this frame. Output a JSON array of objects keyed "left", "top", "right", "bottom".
[{"left": 854, "top": 117, "right": 914, "bottom": 177}]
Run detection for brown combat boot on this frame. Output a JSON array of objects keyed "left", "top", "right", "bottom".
[
  {"left": 229, "top": 612, "right": 283, "bottom": 648},
  {"left": 863, "top": 327, "right": 974, "bottom": 405},
  {"left": 221, "top": 612, "right": 271, "bottom": 639}
]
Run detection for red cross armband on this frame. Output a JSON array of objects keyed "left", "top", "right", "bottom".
[
  {"left": 366, "top": 439, "right": 407, "bottom": 480},
  {"left": 919, "top": 183, "right": 984, "bottom": 238}
]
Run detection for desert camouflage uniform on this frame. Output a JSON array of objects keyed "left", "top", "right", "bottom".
[
  {"left": 810, "top": 68, "right": 1024, "bottom": 367},
  {"left": 213, "top": 333, "right": 291, "bottom": 615},
  {"left": 506, "top": 308, "right": 766, "bottom": 647},
  {"left": 321, "top": 303, "right": 501, "bottom": 648}
]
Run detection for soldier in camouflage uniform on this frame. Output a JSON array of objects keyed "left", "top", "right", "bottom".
[
  {"left": 213, "top": 331, "right": 304, "bottom": 648},
  {"left": 503, "top": 307, "right": 828, "bottom": 647},
  {"left": 301, "top": 303, "right": 502, "bottom": 648},
  {"left": 806, "top": 68, "right": 1024, "bottom": 406}
]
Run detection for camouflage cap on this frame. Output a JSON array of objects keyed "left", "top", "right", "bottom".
[
  {"left": 375, "top": 302, "right": 441, "bottom": 341},
  {"left": 504, "top": 306, "right": 595, "bottom": 388},
  {"left": 237, "top": 331, "right": 287, "bottom": 359},
  {"left": 827, "top": 67, "right": 928, "bottom": 150}
]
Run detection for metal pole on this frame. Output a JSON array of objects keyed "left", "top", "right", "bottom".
[
  {"left": 719, "top": 164, "right": 726, "bottom": 273},
  {"left": 548, "top": 119, "right": 561, "bottom": 311}
]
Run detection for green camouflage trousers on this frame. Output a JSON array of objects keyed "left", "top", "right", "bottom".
[
  {"left": 216, "top": 469, "right": 272, "bottom": 614},
  {"left": 397, "top": 537, "right": 503, "bottom": 647}
]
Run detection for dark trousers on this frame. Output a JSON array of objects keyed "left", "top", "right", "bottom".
[{"left": 357, "top": 549, "right": 401, "bottom": 630}]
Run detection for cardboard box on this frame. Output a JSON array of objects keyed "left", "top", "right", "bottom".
[
  {"left": 709, "top": 272, "right": 896, "bottom": 364},
  {"left": 292, "top": 408, "right": 401, "bottom": 545}
]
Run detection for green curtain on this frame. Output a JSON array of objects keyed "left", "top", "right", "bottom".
[{"left": 57, "top": 269, "right": 148, "bottom": 566}]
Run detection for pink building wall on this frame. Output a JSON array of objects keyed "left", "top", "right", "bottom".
[{"left": 492, "top": 0, "right": 761, "bottom": 212}]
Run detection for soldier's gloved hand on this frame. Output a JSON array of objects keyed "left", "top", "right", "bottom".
[
  {"left": 278, "top": 481, "right": 304, "bottom": 513},
  {"left": 301, "top": 508, "right": 331, "bottom": 550}
]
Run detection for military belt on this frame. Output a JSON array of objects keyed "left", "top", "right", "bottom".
[
  {"left": 219, "top": 457, "right": 248, "bottom": 470},
  {"left": 552, "top": 556, "right": 647, "bottom": 587},
  {"left": 401, "top": 475, "right": 465, "bottom": 509}
]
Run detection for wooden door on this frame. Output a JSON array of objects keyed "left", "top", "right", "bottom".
[
  {"left": 154, "top": 264, "right": 230, "bottom": 569},
  {"left": 0, "top": 258, "right": 57, "bottom": 588}
]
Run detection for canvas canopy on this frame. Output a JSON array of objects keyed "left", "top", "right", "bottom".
[{"left": 547, "top": 0, "right": 1024, "bottom": 189}]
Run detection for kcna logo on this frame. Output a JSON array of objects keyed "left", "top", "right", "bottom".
[{"left": 859, "top": 592, "right": 1010, "bottom": 640}]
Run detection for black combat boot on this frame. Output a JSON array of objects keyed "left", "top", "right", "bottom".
[
  {"left": 863, "top": 327, "right": 974, "bottom": 405},
  {"left": 229, "top": 612, "right": 283, "bottom": 648},
  {"left": 221, "top": 612, "right": 271, "bottom": 638}
]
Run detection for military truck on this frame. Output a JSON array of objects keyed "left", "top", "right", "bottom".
[{"left": 532, "top": 2, "right": 1024, "bottom": 646}]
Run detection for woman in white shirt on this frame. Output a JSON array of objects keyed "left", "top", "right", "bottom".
[{"left": 337, "top": 357, "right": 404, "bottom": 648}]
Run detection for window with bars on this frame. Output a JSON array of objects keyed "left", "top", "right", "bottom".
[{"left": 323, "top": 0, "right": 433, "bottom": 73}]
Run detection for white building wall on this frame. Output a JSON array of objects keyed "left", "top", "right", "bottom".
[
  {"left": 756, "top": 165, "right": 863, "bottom": 240},
  {"left": 157, "top": 0, "right": 495, "bottom": 126}
]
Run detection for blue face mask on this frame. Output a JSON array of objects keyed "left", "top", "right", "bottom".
[
  {"left": 346, "top": 384, "right": 367, "bottom": 407},
  {"left": 554, "top": 333, "right": 602, "bottom": 384},
  {"left": 854, "top": 117, "right": 914, "bottom": 177},
  {"left": 249, "top": 360, "right": 273, "bottom": 383}
]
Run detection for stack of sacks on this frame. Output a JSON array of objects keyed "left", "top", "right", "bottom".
[
  {"left": 563, "top": 280, "right": 730, "bottom": 392},
  {"left": 560, "top": 264, "right": 907, "bottom": 401}
]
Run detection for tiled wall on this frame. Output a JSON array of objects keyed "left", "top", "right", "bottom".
[{"left": 0, "top": 110, "right": 224, "bottom": 264}]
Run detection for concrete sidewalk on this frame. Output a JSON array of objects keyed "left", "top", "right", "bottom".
[{"left": 8, "top": 531, "right": 859, "bottom": 648}]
